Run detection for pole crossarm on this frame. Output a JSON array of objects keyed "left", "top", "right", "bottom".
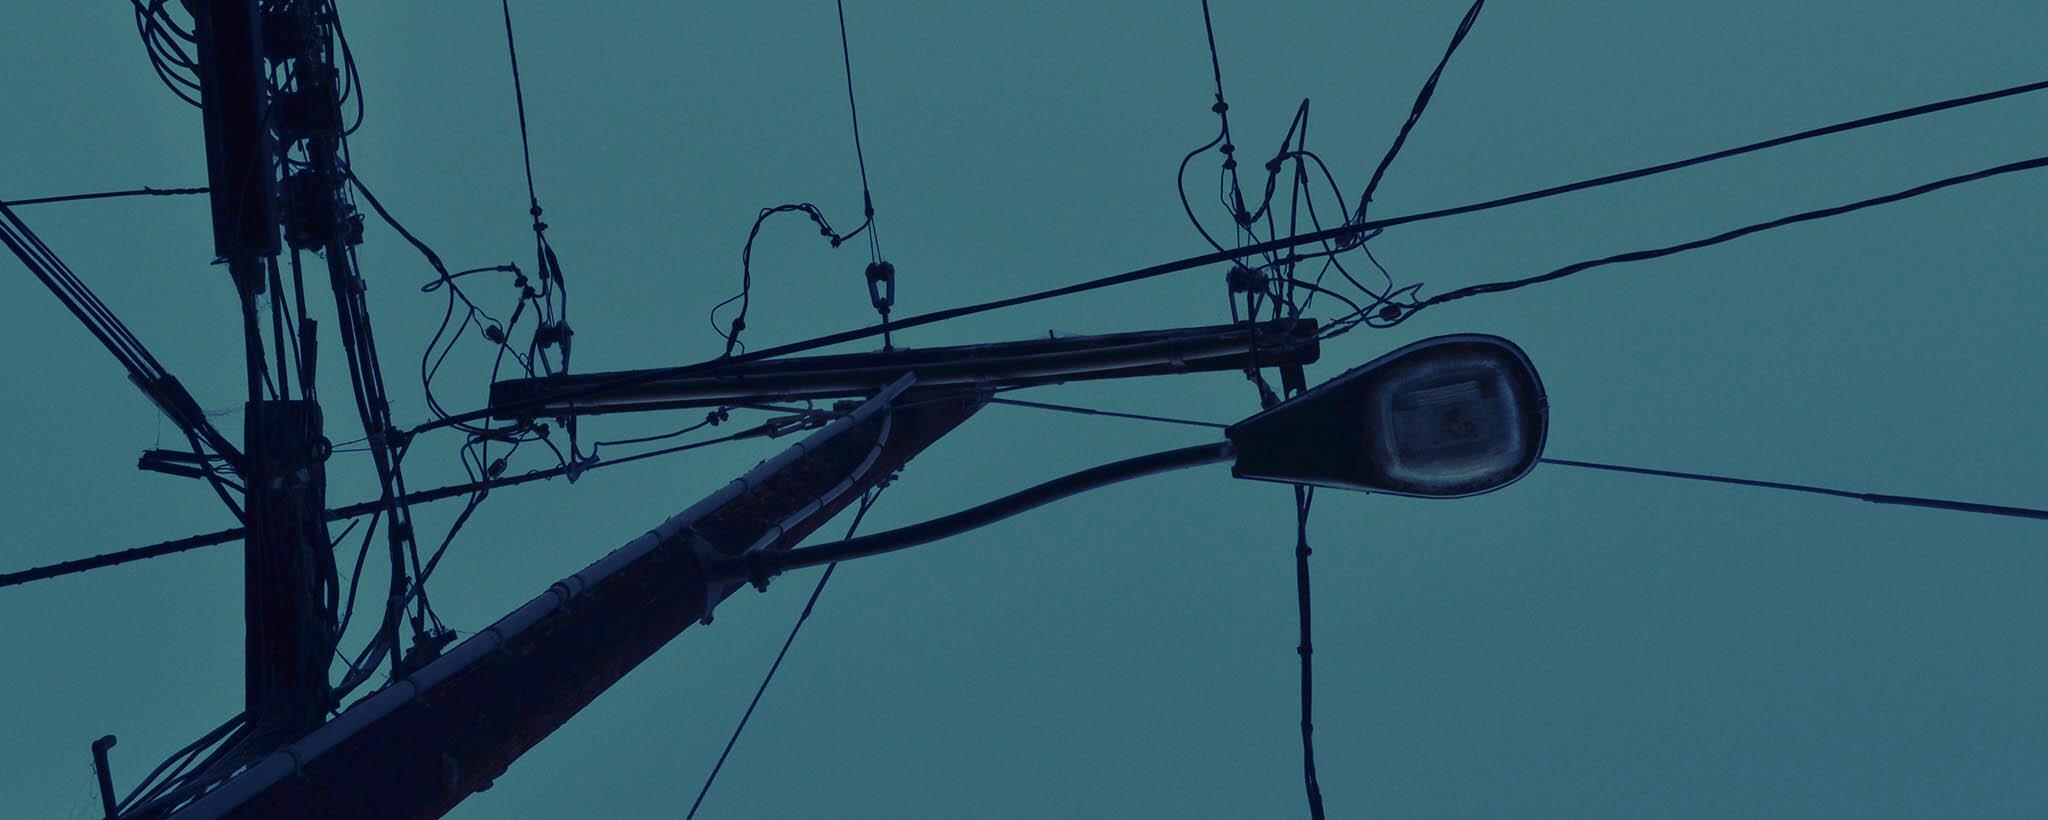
[{"left": 486, "top": 318, "right": 1320, "bottom": 419}]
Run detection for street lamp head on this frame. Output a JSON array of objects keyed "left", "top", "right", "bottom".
[{"left": 1226, "top": 333, "right": 1548, "bottom": 497}]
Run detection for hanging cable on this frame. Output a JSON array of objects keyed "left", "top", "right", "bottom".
[
  {"left": 1293, "top": 485, "right": 1327, "bottom": 820},
  {"left": 0, "top": 186, "right": 208, "bottom": 207},
  {"left": 1352, "top": 0, "right": 1486, "bottom": 225},
  {"left": 1539, "top": 458, "right": 2048, "bottom": 521},
  {"left": 988, "top": 396, "right": 1228, "bottom": 429},
  {"left": 1358, "top": 153, "right": 2048, "bottom": 328},
  {"left": 1, "top": 416, "right": 797, "bottom": 590},
  {"left": 686, "top": 484, "right": 889, "bottom": 820},
  {"left": 711, "top": 0, "right": 893, "bottom": 357},
  {"left": 420, "top": 78, "right": 2048, "bottom": 437},
  {"left": 837, "top": 0, "right": 898, "bottom": 349},
  {"left": 499, "top": 0, "right": 572, "bottom": 380}
]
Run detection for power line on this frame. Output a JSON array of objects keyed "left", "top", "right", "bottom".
[
  {"left": 1362, "top": 153, "right": 2048, "bottom": 326},
  {"left": 965, "top": 397, "right": 2048, "bottom": 523},
  {"left": 1538, "top": 457, "right": 2048, "bottom": 522},
  {"left": 0, "top": 419, "right": 793, "bottom": 590},
  {"left": 0, "top": 186, "right": 207, "bottom": 207},
  {"left": 836, "top": 0, "right": 881, "bottom": 261},
  {"left": 711, "top": 1, "right": 890, "bottom": 356},
  {"left": 1354, "top": 0, "right": 1485, "bottom": 222},
  {"left": 416, "top": 75, "right": 2048, "bottom": 436},
  {"left": 1292, "top": 485, "right": 1327, "bottom": 820},
  {"left": 500, "top": 0, "right": 542, "bottom": 219},
  {"left": 988, "top": 396, "right": 1228, "bottom": 429},
  {"left": 686, "top": 486, "right": 886, "bottom": 820}
]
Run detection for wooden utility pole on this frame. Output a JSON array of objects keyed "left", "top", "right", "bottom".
[{"left": 157, "top": 377, "right": 981, "bottom": 818}]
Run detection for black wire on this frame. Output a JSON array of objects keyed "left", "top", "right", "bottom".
[
  {"left": 129, "top": 0, "right": 204, "bottom": 108},
  {"left": 1539, "top": 458, "right": 2048, "bottom": 522},
  {"left": 499, "top": 0, "right": 571, "bottom": 381},
  {"left": 0, "top": 417, "right": 797, "bottom": 591},
  {"left": 501, "top": 0, "right": 541, "bottom": 218},
  {"left": 328, "top": 0, "right": 368, "bottom": 136},
  {"left": 417, "top": 75, "right": 2048, "bottom": 436},
  {"left": 0, "top": 186, "right": 208, "bottom": 207},
  {"left": 711, "top": 203, "right": 869, "bottom": 356},
  {"left": 592, "top": 409, "right": 729, "bottom": 449},
  {"left": 686, "top": 485, "right": 886, "bottom": 820},
  {"left": 1373, "top": 153, "right": 2048, "bottom": 327},
  {"left": 1353, "top": 0, "right": 1486, "bottom": 224},
  {"left": 1293, "top": 485, "right": 1327, "bottom": 820},
  {"left": 836, "top": 0, "right": 880, "bottom": 261},
  {"left": 988, "top": 396, "right": 1228, "bottom": 429}
]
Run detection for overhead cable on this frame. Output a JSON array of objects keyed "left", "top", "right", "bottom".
[{"left": 0, "top": 186, "right": 208, "bottom": 207}]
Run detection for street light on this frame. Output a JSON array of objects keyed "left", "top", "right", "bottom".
[
  {"left": 1227, "top": 333, "right": 1548, "bottom": 497},
  {"left": 716, "top": 333, "right": 1548, "bottom": 584}
]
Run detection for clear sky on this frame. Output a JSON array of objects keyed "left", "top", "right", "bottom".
[{"left": 4, "top": 2, "right": 2047, "bottom": 818}]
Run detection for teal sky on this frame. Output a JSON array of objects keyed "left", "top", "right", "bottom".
[{"left": 5, "top": 2, "right": 2047, "bottom": 817}]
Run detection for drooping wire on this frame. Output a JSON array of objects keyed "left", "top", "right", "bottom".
[
  {"left": 711, "top": 0, "right": 892, "bottom": 356},
  {"left": 1356, "top": 153, "right": 2048, "bottom": 329},
  {"left": 1539, "top": 458, "right": 2048, "bottom": 522},
  {"left": 499, "top": 0, "right": 572, "bottom": 385},
  {"left": 418, "top": 76, "right": 2048, "bottom": 437},
  {"left": 686, "top": 483, "right": 890, "bottom": 820},
  {"left": 1351, "top": 0, "right": 1486, "bottom": 226},
  {"left": 128, "top": 0, "right": 204, "bottom": 108},
  {"left": 0, "top": 186, "right": 208, "bottom": 207},
  {"left": 711, "top": 203, "right": 869, "bottom": 357},
  {"left": 1292, "top": 484, "right": 1327, "bottom": 820},
  {"left": 1, "top": 414, "right": 816, "bottom": 592},
  {"left": 0, "top": 200, "right": 247, "bottom": 521},
  {"left": 837, "top": 0, "right": 881, "bottom": 265},
  {"left": 892, "top": 397, "right": 2048, "bottom": 525}
]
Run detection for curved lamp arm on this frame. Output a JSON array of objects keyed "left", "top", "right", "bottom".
[{"left": 713, "top": 441, "right": 1236, "bottom": 585}]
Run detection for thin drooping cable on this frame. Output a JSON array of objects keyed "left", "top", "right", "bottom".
[
  {"left": 686, "top": 486, "right": 886, "bottom": 820},
  {"left": 903, "top": 398, "right": 2048, "bottom": 524},
  {"left": 501, "top": 0, "right": 540, "bottom": 219},
  {"left": 417, "top": 77, "right": 2048, "bottom": 436},
  {"left": 0, "top": 418, "right": 793, "bottom": 589},
  {"left": 713, "top": 1, "right": 888, "bottom": 355},
  {"left": 1539, "top": 458, "right": 2048, "bottom": 521},
  {"left": 1197, "top": 0, "right": 1247, "bottom": 224},
  {"left": 0, "top": 186, "right": 208, "bottom": 207},
  {"left": 712, "top": 203, "right": 868, "bottom": 356},
  {"left": 1354, "top": 0, "right": 1485, "bottom": 223},
  {"left": 1364, "top": 153, "right": 2048, "bottom": 326},
  {"left": 988, "top": 396, "right": 1229, "bottom": 429},
  {"left": 1, "top": 201, "right": 246, "bottom": 523},
  {"left": 836, "top": 0, "right": 880, "bottom": 262},
  {"left": 1293, "top": 485, "right": 1327, "bottom": 820},
  {"left": 499, "top": 0, "right": 571, "bottom": 382}
]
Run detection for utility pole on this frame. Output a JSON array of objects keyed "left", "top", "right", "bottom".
[
  {"left": 157, "top": 377, "right": 983, "bottom": 818},
  {"left": 191, "top": 0, "right": 334, "bottom": 740}
]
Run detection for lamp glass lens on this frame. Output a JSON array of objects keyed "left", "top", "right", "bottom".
[{"left": 1375, "top": 356, "right": 1526, "bottom": 489}]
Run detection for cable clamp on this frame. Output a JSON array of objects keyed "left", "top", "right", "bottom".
[
  {"left": 1225, "top": 264, "right": 1260, "bottom": 293},
  {"left": 678, "top": 529, "right": 734, "bottom": 624}
]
